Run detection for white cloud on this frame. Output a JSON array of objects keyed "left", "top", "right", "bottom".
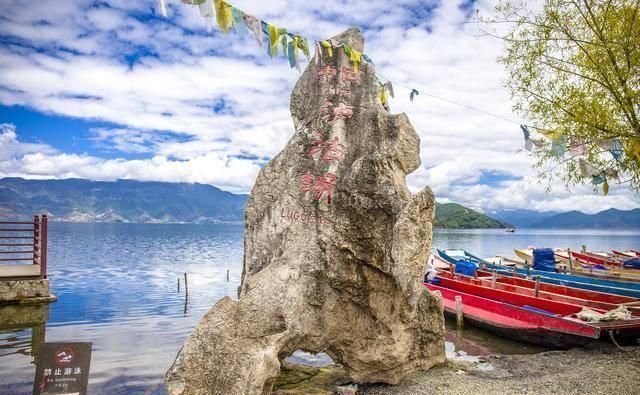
[
  {"left": 0, "top": 126, "right": 258, "bottom": 193},
  {"left": 0, "top": 0, "right": 638, "bottom": 213},
  {"left": 0, "top": 124, "right": 57, "bottom": 161}
]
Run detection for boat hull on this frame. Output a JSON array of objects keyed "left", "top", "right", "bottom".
[
  {"left": 445, "top": 310, "right": 594, "bottom": 348},
  {"left": 438, "top": 249, "right": 640, "bottom": 295},
  {"left": 439, "top": 270, "right": 640, "bottom": 314},
  {"left": 426, "top": 283, "right": 601, "bottom": 348}
]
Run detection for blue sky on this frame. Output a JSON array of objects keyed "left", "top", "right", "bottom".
[{"left": 0, "top": 0, "right": 638, "bottom": 213}]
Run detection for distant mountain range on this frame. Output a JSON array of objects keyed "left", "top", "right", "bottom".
[
  {"left": 493, "top": 208, "right": 640, "bottom": 229},
  {"left": 0, "top": 177, "right": 247, "bottom": 223},
  {"left": 1, "top": 178, "right": 636, "bottom": 229},
  {"left": 0, "top": 177, "right": 508, "bottom": 228}
]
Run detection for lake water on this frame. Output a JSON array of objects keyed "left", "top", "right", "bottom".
[{"left": 1, "top": 224, "right": 638, "bottom": 394}]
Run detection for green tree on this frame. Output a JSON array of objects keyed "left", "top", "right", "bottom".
[{"left": 492, "top": 0, "right": 640, "bottom": 194}]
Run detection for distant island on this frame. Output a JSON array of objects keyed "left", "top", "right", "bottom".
[
  {"left": 1, "top": 177, "right": 637, "bottom": 229},
  {"left": 433, "top": 202, "right": 509, "bottom": 229}
]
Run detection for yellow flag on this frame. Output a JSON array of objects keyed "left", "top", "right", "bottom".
[
  {"left": 214, "top": 0, "right": 233, "bottom": 32},
  {"left": 349, "top": 48, "right": 362, "bottom": 73},
  {"left": 321, "top": 40, "right": 333, "bottom": 58},
  {"left": 268, "top": 24, "right": 280, "bottom": 57},
  {"left": 380, "top": 86, "right": 388, "bottom": 106}
]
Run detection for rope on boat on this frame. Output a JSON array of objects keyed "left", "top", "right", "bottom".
[{"left": 607, "top": 329, "right": 625, "bottom": 351}]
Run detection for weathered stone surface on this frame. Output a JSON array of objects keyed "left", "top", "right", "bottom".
[
  {"left": 0, "top": 303, "right": 50, "bottom": 327},
  {"left": 166, "top": 28, "right": 445, "bottom": 395},
  {"left": 0, "top": 279, "right": 51, "bottom": 303},
  {"left": 272, "top": 362, "right": 348, "bottom": 395}
]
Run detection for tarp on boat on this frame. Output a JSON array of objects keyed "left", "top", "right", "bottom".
[
  {"left": 454, "top": 259, "right": 477, "bottom": 277},
  {"left": 623, "top": 257, "right": 640, "bottom": 269},
  {"left": 532, "top": 248, "right": 556, "bottom": 272}
]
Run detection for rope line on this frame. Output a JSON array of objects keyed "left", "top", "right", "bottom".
[{"left": 376, "top": 73, "right": 524, "bottom": 127}]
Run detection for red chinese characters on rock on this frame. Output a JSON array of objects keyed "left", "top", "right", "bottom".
[
  {"left": 341, "top": 65, "right": 361, "bottom": 85},
  {"left": 296, "top": 63, "right": 361, "bottom": 208},
  {"left": 319, "top": 101, "right": 354, "bottom": 123},
  {"left": 319, "top": 100, "right": 334, "bottom": 123},
  {"left": 332, "top": 102, "right": 354, "bottom": 121},
  {"left": 300, "top": 172, "right": 337, "bottom": 204},
  {"left": 320, "top": 85, "right": 352, "bottom": 99},
  {"left": 307, "top": 131, "right": 345, "bottom": 162}
]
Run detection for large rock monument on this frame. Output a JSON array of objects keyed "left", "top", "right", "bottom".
[{"left": 166, "top": 28, "right": 445, "bottom": 395}]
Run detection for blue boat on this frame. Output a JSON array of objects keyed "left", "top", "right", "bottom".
[{"left": 436, "top": 249, "right": 640, "bottom": 299}]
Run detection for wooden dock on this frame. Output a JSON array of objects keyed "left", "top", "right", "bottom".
[
  {"left": 0, "top": 215, "right": 54, "bottom": 305},
  {"left": 0, "top": 215, "right": 47, "bottom": 280}
]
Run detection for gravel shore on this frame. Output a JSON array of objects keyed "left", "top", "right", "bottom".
[
  {"left": 361, "top": 344, "right": 640, "bottom": 395},
  {"left": 274, "top": 344, "right": 640, "bottom": 395}
]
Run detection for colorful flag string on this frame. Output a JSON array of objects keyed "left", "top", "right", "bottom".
[
  {"left": 163, "top": 0, "right": 539, "bottom": 124},
  {"left": 175, "top": 0, "right": 369, "bottom": 76},
  {"left": 162, "top": 1, "right": 628, "bottom": 192}
]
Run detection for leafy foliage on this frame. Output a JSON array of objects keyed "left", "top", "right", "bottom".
[{"left": 494, "top": 0, "right": 640, "bottom": 193}]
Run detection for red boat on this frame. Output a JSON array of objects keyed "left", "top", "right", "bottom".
[
  {"left": 612, "top": 250, "right": 635, "bottom": 259},
  {"left": 570, "top": 251, "right": 621, "bottom": 267},
  {"left": 425, "top": 277, "right": 640, "bottom": 348},
  {"left": 437, "top": 270, "right": 639, "bottom": 315}
]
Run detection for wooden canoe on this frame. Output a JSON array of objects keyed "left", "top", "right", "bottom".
[
  {"left": 612, "top": 250, "right": 636, "bottom": 259},
  {"left": 514, "top": 248, "right": 533, "bottom": 263},
  {"left": 425, "top": 282, "right": 640, "bottom": 348},
  {"left": 437, "top": 249, "right": 640, "bottom": 296},
  {"left": 437, "top": 270, "right": 640, "bottom": 316},
  {"left": 554, "top": 250, "right": 640, "bottom": 283},
  {"left": 570, "top": 251, "right": 621, "bottom": 267}
]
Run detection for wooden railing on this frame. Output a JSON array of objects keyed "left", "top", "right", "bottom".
[{"left": 0, "top": 214, "right": 48, "bottom": 279}]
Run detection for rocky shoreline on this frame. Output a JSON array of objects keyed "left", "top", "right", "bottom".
[{"left": 275, "top": 344, "right": 640, "bottom": 395}]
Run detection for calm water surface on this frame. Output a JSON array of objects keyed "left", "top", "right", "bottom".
[{"left": 0, "top": 224, "right": 638, "bottom": 394}]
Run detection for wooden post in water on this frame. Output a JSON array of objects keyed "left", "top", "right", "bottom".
[
  {"left": 184, "top": 272, "right": 189, "bottom": 297},
  {"left": 455, "top": 296, "right": 463, "bottom": 329},
  {"left": 226, "top": 269, "right": 230, "bottom": 282},
  {"left": 534, "top": 276, "right": 541, "bottom": 297},
  {"left": 491, "top": 270, "right": 497, "bottom": 289},
  {"left": 40, "top": 214, "right": 48, "bottom": 279},
  {"left": 177, "top": 278, "right": 180, "bottom": 292}
]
